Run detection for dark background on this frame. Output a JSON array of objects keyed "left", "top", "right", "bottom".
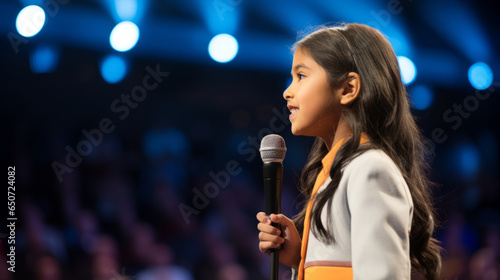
[{"left": 1, "top": 0, "right": 499, "bottom": 279}]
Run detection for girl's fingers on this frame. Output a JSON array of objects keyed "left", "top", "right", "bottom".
[
  {"left": 256, "top": 212, "right": 271, "bottom": 224},
  {"left": 258, "top": 232, "right": 285, "bottom": 244},
  {"left": 257, "top": 222, "right": 281, "bottom": 235},
  {"left": 257, "top": 212, "right": 292, "bottom": 228},
  {"left": 259, "top": 241, "right": 282, "bottom": 253},
  {"left": 269, "top": 213, "right": 292, "bottom": 227}
]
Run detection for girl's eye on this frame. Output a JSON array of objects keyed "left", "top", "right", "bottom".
[{"left": 297, "top": 73, "right": 305, "bottom": 80}]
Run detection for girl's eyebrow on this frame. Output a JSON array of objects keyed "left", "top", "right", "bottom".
[{"left": 292, "top": 63, "right": 311, "bottom": 75}]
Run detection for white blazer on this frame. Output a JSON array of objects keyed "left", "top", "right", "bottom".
[{"left": 293, "top": 149, "right": 414, "bottom": 279}]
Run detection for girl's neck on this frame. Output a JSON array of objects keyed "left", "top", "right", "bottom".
[{"left": 323, "top": 116, "right": 353, "bottom": 151}]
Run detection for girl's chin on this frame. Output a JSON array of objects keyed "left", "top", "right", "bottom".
[
  {"left": 291, "top": 126, "right": 303, "bottom": 136},
  {"left": 291, "top": 126, "right": 319, "bottom": 138}
]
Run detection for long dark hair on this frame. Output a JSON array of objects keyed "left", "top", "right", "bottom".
[{"left": 292, "top": 23, "right": 442, "bottom": 279}]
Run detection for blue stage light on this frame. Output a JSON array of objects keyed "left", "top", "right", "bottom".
[
  {"left": 100, "top": 0, "right": 147, "bottom": 24},
  {"left": 208, "top": 34, "right": 239, "bottom": 63},
  {"left": 109, "top": 21, "right": 140, "bottom": 52},
  {"left": 398, "top": 56, "right": 417, "bottom": 85},
  {"left": 468, "top": 62, "right": 493, "bottom": 90},
  {"left": 16, "top": 5, "right": 45, "bottom": 37},
  {"left": 457, "top": 143, "right": 480, "bottom": 180},
  {"left": 100, "top": 55, "right": 127, "bottom": 84},
  {"left": 115, "top": 0, "right": 137, "bottom": 21},
  {"left": 410, "top": 85, "right": 434, "bottom": 110},
  {"left": 30, "top": 45, "right": 59, "bottom": 73},
  {"left": 422, "top": 2, "right": 491, "bottom": 63},
  {"left": 198, "top": 0, "right": 240, "bottom": 35}
]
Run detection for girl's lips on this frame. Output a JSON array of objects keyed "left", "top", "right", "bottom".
[
  {"left": 289, "top": 108, "right": 299, "bottom": 119},
  {"left": 287, "top": 104, "right": 298, "bottom": 112}
]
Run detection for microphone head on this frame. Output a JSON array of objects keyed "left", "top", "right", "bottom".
[{"left": 260, "top": 134, "right": 287, "bottom": 163}]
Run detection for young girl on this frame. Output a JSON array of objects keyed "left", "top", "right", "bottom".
[{"left": 256, "top": 23, "right": 442, "bottom": 279}]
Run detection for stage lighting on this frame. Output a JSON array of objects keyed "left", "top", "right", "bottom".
[
  {"left": 30, "top": 45, "right": 59, "bottom": 73},
  {"left": 468, "top": 62, "right": 493, "bottom": 90},
  {"left": 16, "top": 5, "right": 46, "bottom": 37},
  {"left": 100, "top": 55, "right": 127, "bottom": 83},
  {"left": 109, "top": 21, "right": 140, "bottom": 52},
  {"left": 457, "top": 143, "right": 480, "bottom": 180},
  {"left": 116, "top": 0, "right": 137, "bottom": 21},
  {"left": 398, "top": 56, "right": 417, "bottom": 85},
  {"left": 208, "top": 34, "right": 239, "bottom": 63},
  {"left": 410, "top": 85, "right": 434, "bottom": 110}
]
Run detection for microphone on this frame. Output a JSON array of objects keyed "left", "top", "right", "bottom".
[{"left": 260, "top": 134, "right": 286, "bottom": 280}]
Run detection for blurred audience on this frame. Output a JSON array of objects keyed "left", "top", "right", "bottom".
[
  {"left": 10, "top": 123, "right": 500, "bottom": 280},
  {"left": 34, "top": 253, "right": 61, "bottom": 280}
]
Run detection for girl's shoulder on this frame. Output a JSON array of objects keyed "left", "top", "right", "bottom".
[
  {"left": 344, "top": 149, "right": 404, "bottom": 186},
  {"left": 345, "top": 148, "right": 400, "bottom": 175},
  {"left": 342, "top": 148, "right": 412, "bottom": 203}
]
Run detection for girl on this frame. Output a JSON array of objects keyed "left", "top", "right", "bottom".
[{"left": 256, "top": 23, "right": 442, "bottom": 279}]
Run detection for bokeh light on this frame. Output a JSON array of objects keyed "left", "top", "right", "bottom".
[
  {"left": 30, "top": 45, "right": 59, "bottom": 73},
  {"left": 208, "top": 34, "right": 239, "bottom": 63},
  {"left": 109, "top": 21, "right": 140, "bottom": 52},
  {"left": 468, "top": 62, "right": 493, "bottom": 90},
  {"left": 398, "top": 56, "right": 417, "bottom": 85},
  {"left": 16, "top": 5, "right": 46, "bottom": 37},
  {"left": 100, "top": 55, "right": 127, "bottom": 83},
  {"left": 410, "top": 85, "right": 434, "bottom": 110},
  {"left": 457, "top": 143, "right": 481, "bottom": 180}
]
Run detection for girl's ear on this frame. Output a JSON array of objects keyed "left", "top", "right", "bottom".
[{"left": 340, "top": 72, "right": 361, "bottom": 105}]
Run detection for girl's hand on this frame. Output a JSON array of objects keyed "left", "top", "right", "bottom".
[{"left": 256, "top": 212, "right": 301, "bottom": 269}]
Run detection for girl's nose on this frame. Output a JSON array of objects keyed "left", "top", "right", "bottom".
[{"left": 283, "top": 85, "right": 293, "bottom": 100}]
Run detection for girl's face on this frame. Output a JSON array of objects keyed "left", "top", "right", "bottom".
[{"left": 283, "top": 47, "right": 341, "bottom": 141}]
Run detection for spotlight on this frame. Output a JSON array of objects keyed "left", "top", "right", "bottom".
[
  {"left": 100, "top": 55, "right": 127, "bottom": 84},
  {"left": 398, "top": 56, "right": 417, "bottom": 85},
  {"left": 468, "top": 62, "right": 493, "bottom": 90},
  {"left": 16, "top": 5, "right": 46, "bottom": 37},
  {"left": 109, "top": 21, "right": 140, "bottom": 52},
  {"left": 208, "top": 34, "right": 239, "bottom": 63},
  {"left": 115, "top": 0, "right": 138, "bottom": 21},
  {"left": 410, "top": 85, "right": 434, "bottom": 110}
]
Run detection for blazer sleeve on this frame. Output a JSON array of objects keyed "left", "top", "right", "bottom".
[
  {"left": 290, "top": 268, "right": 298, "bottom": 280},
  {"left": 347, "top": 154, "right": 413, "bottom": 279}
]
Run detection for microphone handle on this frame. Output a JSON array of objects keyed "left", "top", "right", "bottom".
[
  {"left": 270, "top": 251, "right": 279, "bottom": 280},
  {"left": 263, "top": 162, "right": 283, "bottom": 280},
  {"left": 263, "top": 162, "right": 283, "bottom": 215}
]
